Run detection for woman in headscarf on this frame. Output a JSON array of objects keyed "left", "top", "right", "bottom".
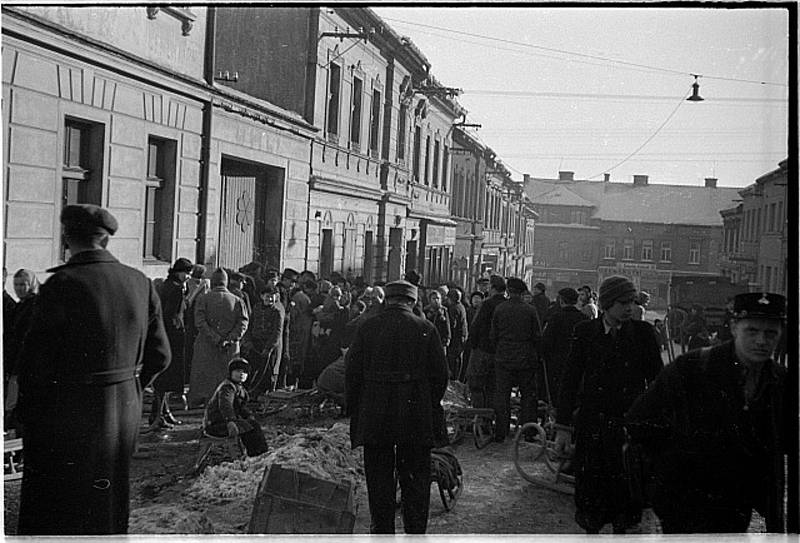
[
  {"left": 5, "top": 269, "right": 40, "bottom": 433},
  {"left": 149, "top": 258, "right": 193, "bottom": 430}
]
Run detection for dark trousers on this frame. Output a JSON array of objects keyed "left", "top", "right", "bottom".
[
  {"left": 493, "top": 362, "right": 537, "bottom": 440},
  {"left": 363, "top": 443, "right": 431, "bottom": 534},
  {"left": 206, "top": 417, "right": 268, "bottom": 456},
  {"left": 466, "top": 349, "right": 495, "bottom": 409}
]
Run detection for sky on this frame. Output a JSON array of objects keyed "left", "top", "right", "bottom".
[{"left": 372, "top": 6, "right": 790, "bottom": 188}]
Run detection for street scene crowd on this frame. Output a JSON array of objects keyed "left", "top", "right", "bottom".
[{"left": 2, "top": 204, "right": 791, "bottom": 535}]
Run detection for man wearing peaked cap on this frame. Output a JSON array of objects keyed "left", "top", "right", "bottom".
[
  {"left": 627, "top": 291, "right": 788, "bottom": 534},
  {"left": 345, "top": 277, "right": 447, "bottom": 534},
  {"left": 16, "top": 204, "right": 171, "bottom": 534}
]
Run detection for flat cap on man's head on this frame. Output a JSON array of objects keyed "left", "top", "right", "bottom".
[
  {"left": 558, "top": 287, "right": 579, "bottom": 305},
  {"left": 489, "top": 274, "right": 506, "bottom": 292},
  {"left": 169, "top": 257, "right": 193, "bottom": 274},
  {"left": 61, "top": 204, "right": 118, "bottom": 236},
  {"left": 404, "top": 270, "right": 421, "bottom": 286},
  {"left": 384, "top": 280, "right": 417, "bottom": 302},
  {"left": 506, "top": 277, "right": 527, "bottom": 294},
  {"left": 533, "top": 282, "right": 546, "bottom": 292},
  {"left": 281, "top": 268, "right": 299, "bottom": 281},
  {"left": 733, "top": 292, "right": 786, "bottom": 320}
]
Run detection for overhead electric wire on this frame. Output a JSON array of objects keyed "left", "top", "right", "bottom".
[
  {"left": 586, "top": 88, "right": 691, "bottom": 180},
  {"left": 462, "top": 90, "right": 787, "bottom": 103},
  {"left": 382, "top": 16, "right": 788, "bottom": 88}
]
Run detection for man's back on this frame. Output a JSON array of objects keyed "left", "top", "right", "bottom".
[{"left": 491, "top": 298, "right": 541, "bottom": 362}]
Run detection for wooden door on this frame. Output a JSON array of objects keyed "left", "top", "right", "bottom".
[{"left": 219, "top": 174, "right": 256, "bottom": 270}]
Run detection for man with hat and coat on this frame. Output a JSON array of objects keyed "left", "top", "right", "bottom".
[
  {"left": 626, "top": 292, "right": 788, "bottom": 533},
  {"left": 554, "top": 275, "right": 663, "bottom": 534},
  {"left": 16, "top": 204, "right": 171, "bottom": 534},
  {"left": 345, "top": 279, "right": 448, "bottom": 534},
  {"left": 149, "top": 257, "right": 194, "bottom": 430}
]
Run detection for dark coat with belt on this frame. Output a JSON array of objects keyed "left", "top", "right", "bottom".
[
  {"left": 16, "top": 249, "right": 170, "bottom": 535},
  {"left": 556, "top": 317, "right": 662, "bottom": 529},
  {"left": 154, "top": 274, "right": 188, "bottom": 393},
  {"left": 626, "top": 342, "right": 787, "bottom": 532},
  {"left": 345, "top": 303, "right": 448, "bottom": 448}
]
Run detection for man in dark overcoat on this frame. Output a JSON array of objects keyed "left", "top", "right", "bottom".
[
  {"left": 539, "top": 287, "right": 589, "bottom": 404},
  {"left": 465, "top": 274, "right": 507, "bottom": 409},
  {"left": 345, "top": 280, "right": 448, "bottom": 534},
  {"left": 554, "top": 275, "right": 662, "bottom": 534},
  {"left": 16, "top": 204, "right": 171, "bottom": 535},
  {"left": 490, "top": 277, "right": 542, "bottom": 442},
  {"left": 626, "top": 292, "right": 788, "bottom": 533},
  {"left": 149, "top": 257, "right": 193, "bottom": 430}
]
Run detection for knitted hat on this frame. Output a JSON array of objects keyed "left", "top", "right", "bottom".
[
  {"left": 385, "top": 280, "right": 417, "bottom": 302},
  {"left": 598, "top": 275, "right": 636, "bottom": 310},
  {"left": 210, "top": 267, "right": 228, "bottom": 287}
]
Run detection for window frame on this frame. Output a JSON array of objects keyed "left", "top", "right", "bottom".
[
  {"left": 660, "top": 240, "right": 672, "bottom": 263},
  {"left": 622, "top": 238, "right": 634, "bottom": 261},
  {"left": 641, "top": 239, "right": 653, "bottom": 261},
  {"left": 349, "top": 75, "right": 364, "bottom": 150},
  {"left": 326, "top": 61, "right": 342, "bottom": 140}
]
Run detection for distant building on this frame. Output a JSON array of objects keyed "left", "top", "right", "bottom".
[
  {"left": 524, "top": 171, "right": 741, "bottom": 309},
  {"left": 719, "top": 159, "right": 788, "bottom": 295}
]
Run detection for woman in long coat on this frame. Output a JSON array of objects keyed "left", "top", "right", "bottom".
[
  {"left": 150, "top": 258, "right": 192, "bottom": 428},
  {"left": 188, "top": 268, "right": 248, "bottom": 408}
]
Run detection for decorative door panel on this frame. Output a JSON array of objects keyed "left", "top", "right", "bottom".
[{"left": 219, "top": 175, "right": 256, "bottom": 269}]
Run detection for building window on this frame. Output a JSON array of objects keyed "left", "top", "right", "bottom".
[
  {"left": 397, "top": 104, "right": 407, "bottom": 162},
  {"left": 442, "top": 146, "right": 449, "bottom": 191},
  {"left": 777, "top": 201, "right": 783, "bottom": 232},
  {"left": 349, "top": 76, "right": 363, "bottom": 150},
  {"left": 558, "top": 241, "right": 568, "bottom": 262},
  {"left": 412, "top": 125, "right": 421, "bottom": 182},
  {"left": 63, "top": 118, "right": 104, "bottom": 258},
  {"left": 368, "top": 88, "right": 381, "bottom": 158},
  {"left": 424, "top": 135, "right": 431, "bottom": 185},
  {"left": 769, "top": 202, "right": 776, "bottom": 232},
  {"left": 432, "top": 139, "right": 440, "bottom": 189},
  {"left": 689, "top": 240, "right": 700, "bottom": 264},
  {"left": 570, "top": 210, "right": 585, "bottom": 224},
  {"left": 581, "top": 247, "right": 591, "bottom": 262},
  {"left": 660, "top": 241, "right": 672, "bottom": 262},
  {"left": 623, "top": 238, "right": 634, "bottom": 260},
  {"left": 603, "top": 239, "right": 615, "bottom": 259},
  {"left": 326, "top": 63, "right": 341, "bottom": 139},
  {"left": 143, "top": 137, "right": 176, "bottom": 261},
  {"left": 641, "top": 239, "right": 653, "bottom": 261}
]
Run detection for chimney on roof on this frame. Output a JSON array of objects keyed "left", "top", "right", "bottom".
[
  {"left": 558, "top": 171, "right": 574, "bottom": 181},
  {"left": 603, "top": 173, "right": 610, "bottom": 182},
  {"left": 523, "top": 173, "right": 531, "bottom": 184},
  {"left": 633, "top": 174, "right": 649, "bottom": 187},
  {"left": 704, "top": 177, "right": 718, "bottom": 188}
]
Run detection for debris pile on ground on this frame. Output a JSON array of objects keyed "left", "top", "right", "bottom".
[
  {"left": 128, "top": 504, "right": 216, "bottom": 534},
  {"left": 184, "top": 422, "right": 363, "bottom": 504},
  {"left": 442, "top": 380, "right": 470, "bottom": 410}
]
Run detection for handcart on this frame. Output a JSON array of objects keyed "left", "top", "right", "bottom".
[{"left": 445, "top": 406, "right": 496, "bottom": 449}]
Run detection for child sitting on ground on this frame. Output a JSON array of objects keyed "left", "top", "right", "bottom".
[{"left": 203, "top": 358, "right": 269, "bottom": 456}]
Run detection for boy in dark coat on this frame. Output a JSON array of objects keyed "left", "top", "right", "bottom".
[
  {"left": 17, "top": 205, "right": 170, "bottom": 535},
  {"left": 204, "top": 358, "right": 268, "bottom": 456},
  {"left": 554, "top": 275, "right": 662, "bottom": 534},
  {"left": 345, "top": 280, "right": 448, "bottom": 534},
  {"left": 626, "top": 292, "right": 788, "bottom": 533}
]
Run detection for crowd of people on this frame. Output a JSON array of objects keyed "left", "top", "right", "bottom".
[{"left": 3, "top": 203, "right": 791, "bottom": 536}]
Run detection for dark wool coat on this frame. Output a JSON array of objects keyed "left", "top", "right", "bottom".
[
  {"left": 626, "top": 342, "right": 787, "bottom": 532},
  {"left": 468, "top": 293, "right": 506, "bottom": 353},
  {"left": 154, "top": 274, "right": 188, "bottom": 393},
  {"left": 540, "top": 306, "right": 589, "bottom": 397},
  {"left": 446, "top": 300, "right": 469, "bottom": 350},
  {"left": 16, "top": 249, "right": 170, "bottom": 535},
  {"left": 425, "top": 305, "right": 451, "bottom": 348},
  {"left": 556, "top": 317, "right": 662, "bottom": 529},
  {"left": 204, "top": 379, "right": 255, "bottom": 433},
  {"left": 490, "top": 297, "right": 542, "bottom": 367},
  {"left": 345, "top": 304, "right": 448, "bottom": 448}
]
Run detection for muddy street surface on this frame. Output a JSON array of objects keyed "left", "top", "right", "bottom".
[{"left": 4, "top": 392, "right": 763, "bottom": 535}]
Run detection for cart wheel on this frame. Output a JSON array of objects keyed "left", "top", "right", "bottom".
[
  {"left": 472, "top": 415, "right": 494, "bottom": 449},
  {"left": 438, "top": 471, "right": 464, "bottom": 512}
]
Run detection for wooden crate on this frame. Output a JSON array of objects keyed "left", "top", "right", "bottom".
[{"left": 248, "top": 464, "right": 355, "bottom": 534}]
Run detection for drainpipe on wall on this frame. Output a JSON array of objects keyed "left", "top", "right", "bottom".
[
  {"left": 305, "top": 140, "right": 314, "bottom": 271},
  {"left": 196, "top": 6, "right": 216, "bottom": 266}
]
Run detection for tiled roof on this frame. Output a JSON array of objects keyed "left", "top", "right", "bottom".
[
  {"left": 525, "top": 178, "right": 741, "bottom": 226},
  {"left": 534, "top": 186, "right": 595, "bottom": 207}
]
